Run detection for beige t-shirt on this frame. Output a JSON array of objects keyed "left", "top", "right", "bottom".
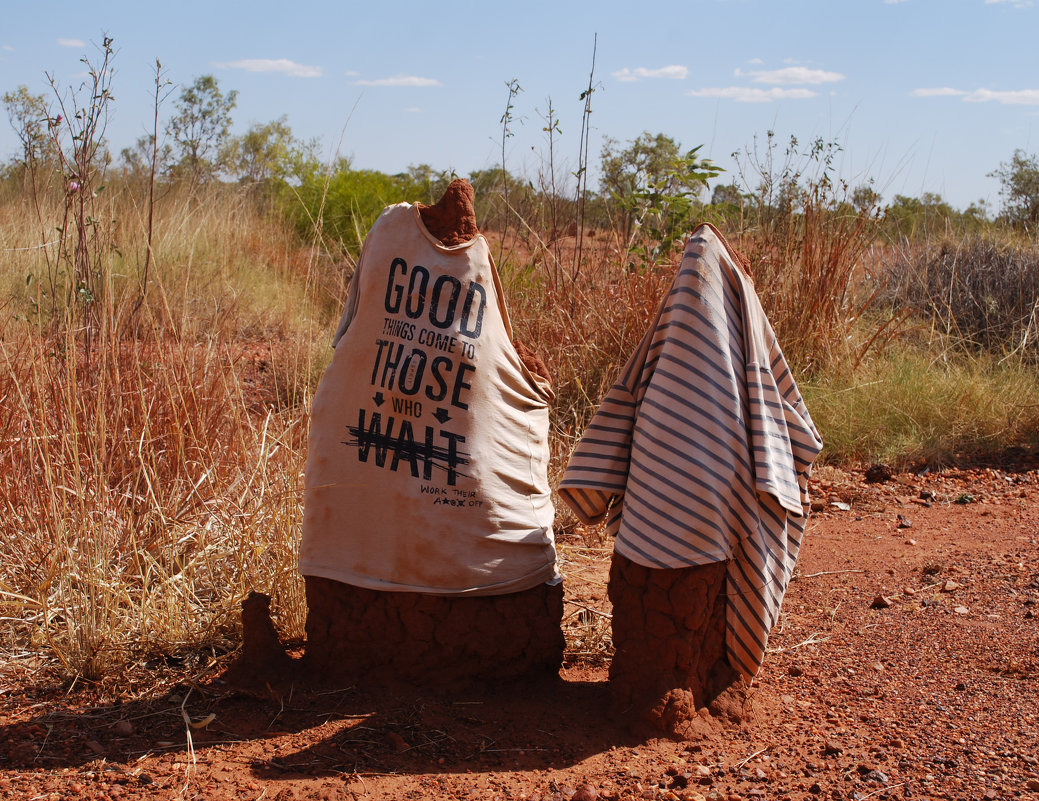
[{"left": 299, "top": 203, "right": 559, "bottom": 596}]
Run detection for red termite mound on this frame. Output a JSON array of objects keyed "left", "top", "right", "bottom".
[
  {"left": 301, "top": 578, "right": 564, "bottom": 689},
  {"left": 608, "top": 554, "right": 750, "bottom": 738}
]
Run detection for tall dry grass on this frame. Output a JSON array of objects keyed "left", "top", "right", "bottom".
[{"left": 1, "top": 183, "right": 322, "bottom": 679}]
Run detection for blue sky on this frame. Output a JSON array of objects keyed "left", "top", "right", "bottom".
[{"left": 2, "top": 0, "right": 1037, "bottom": 211}]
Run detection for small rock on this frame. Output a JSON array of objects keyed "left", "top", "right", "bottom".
[
  {"left": 809, "top": 783, "right": 822, "bottom": 795},
  {"left": 113, "top": 720, "right": 134, "bottom": 737},
  {"left": 788, "top": 665, "right": 804, "bottom": 677},
  {"left": 386, "top": 732, "right": 410, "bottom": 752},
  {"left": 872, "top": 662, "right": 885, "bottom": 672},
  {"left": 954, "top": 682, "right": 967, "bottom": 691},
  {"left": 1026, "top": 779, "right": 1039, "bottom": 792},
  {"left": 865, "top": 464, "right": 894, "bottom": 483},
  {"left": 904, "top": 587, "right": 917, "bottom": 596},
  {"left": 831, "top": 501, "right": 852, "bottom": 511},
  {"left": 573, "top": 784, "right": 598, "bottom": 801},
  {"left": 871, "top": 595, "right": 894, "bottom": 609},
  {"left": 822, "top": 740, "right": 843, "bottom": 756},
  {"left": 983, "top": 789, "right": 998, "bottom": 800},
  {"left": 864, "top": 770, "right": 889, "bottom": 785},
  {"left": 896, "top": 515, "right": 912, "bottom": 529},
  {"left": 954, "top": 606, "right": 970, "bottom": 615},
  {"left": 941, "top": 580, "right": 961, "bottom": 593}
]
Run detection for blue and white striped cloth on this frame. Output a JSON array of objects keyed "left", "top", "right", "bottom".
[{"left": 558, "top": 224, "right": 823, "bottom": 678}]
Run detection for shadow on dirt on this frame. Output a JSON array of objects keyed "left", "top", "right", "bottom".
[{"left": 0, "top": 674, "right": 649, "bottom": 779}]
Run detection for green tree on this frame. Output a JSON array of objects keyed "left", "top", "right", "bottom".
[
  {"left": 990, "top": 149, "right": 1039, "bottom": 231},
  {"left": 2, "top": 86, "right": 55, "bottom": 174},
  {"left": 225, "top": 115, "right": 298, "bottom": 184},
  {"left": 166, "top": 74, "right": 238, "bottom": 182},
  {"left": 600, "top": 131, "right": 721, "bottom": 262},
  {"left": 397, "top": 163, "right": 452, "bottom": 205}
]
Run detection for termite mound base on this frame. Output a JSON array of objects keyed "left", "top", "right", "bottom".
[
  {"left": 222, "top": 579, "right": 565, "bottom": 694},
  {"left": 608, "top": 553, "right": 751, "bottom": 739}
]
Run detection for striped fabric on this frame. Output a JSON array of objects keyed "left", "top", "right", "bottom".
[{"left": 558, "top": 224, "right": 823, "bottom": 678}]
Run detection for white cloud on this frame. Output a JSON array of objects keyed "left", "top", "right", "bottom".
[
  {"left": 911, "top": 86, "right": 1039, "bottom": 104},
  {"left": 884, "top": 0, "right": 910, "bottom": 4},
  {"left": 687, "top": 87, "right": 818, "bottom": 102},
  {"left": 911, "top": 87, "right": 966, "bottom": 97},
  {"left": 215, "top": 58, "right": 322, "bottom": 77},
  {"left": 736, "top": 66, "right": 845, "bottom": 85},
  {"left": 353, "top": 75, "right": 441, "bottom": 87},
  {"left": 2, "top": 45, "right": 14, "bottom": 52},
  {"left": 747, "top": 58, "right": 764, "bottom": 65},
  {"left": 404, "top": 107, "right": 422, "bottom": 113},
  {"left": 986, "top": 0, "right": 1033, "bottom": 6},
  {"left": 964, "top": 88, "right": 1039, "bottom": 104},
  {"left": 612, "top": 65, "right": 689, "bottom": 82},
  {"left": 57, "top": 38, "right": 86, "bottom": 48}
]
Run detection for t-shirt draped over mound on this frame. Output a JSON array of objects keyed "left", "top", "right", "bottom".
[
  {"left": 558, "top": 223, "right": 823, "bottom": 678},
  {"left": 300, "top": 203, "right": 559, "bottom": 596}
]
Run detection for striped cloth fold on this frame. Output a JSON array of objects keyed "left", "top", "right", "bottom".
[{"left": 558, "top": 223, "right": 823, "bottom": 678}]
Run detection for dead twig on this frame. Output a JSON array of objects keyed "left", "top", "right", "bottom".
[{"left": 798, "top": 569, "right": 866, "bottom": 579}]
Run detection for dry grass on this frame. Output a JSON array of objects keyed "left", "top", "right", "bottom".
[{"left": 1, "top": 184, "right": 317, "bottom": 679}]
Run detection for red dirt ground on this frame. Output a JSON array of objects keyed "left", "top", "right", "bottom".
[{"left": 1, "top": 463, "right": 1037, "bottom": 801}]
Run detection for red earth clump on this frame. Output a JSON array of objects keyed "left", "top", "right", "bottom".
[
  {"left": 417, "top": 178, "right": 479, "bottom": 247},
  {"left": 607, "top": 553, "right": 750, "bottom": 738},
  {"left": 219, "top": 592, "right": 297, "bottom": 693},
  {"left": 301, "top": 577, "right": 565, "bottom": 689}
]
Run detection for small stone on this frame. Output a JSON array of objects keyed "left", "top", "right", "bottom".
[
  {"left": 1027, "top": 779, "right": 1039, "bottom": 792},
  {"left": 809, "top": 783, "right": 823, "bottom": 794},
  {"left": 954, "top": 682, "right": 967, "bottom": 691},
  {"left": 864, "top": 770, "right": 889, "bottom": 785},
  {"left": 386, "top": 732, "right": 410, "bottom": 752},
  {"left": 113, "top": 720, "right": 134, "bottom": 737},
  {"left": 872, "top": 662, "right": 885, "bottom": 672},
  {"left": 904, "top": 587, "right": 917, "bottom": 596},
  {"left": 871, "top": 595, "right": 894, "bottom": 609},
  {"left": 983, "top": 789, "right": 998, "bottom": 800},
  {"left": 788, "top": 665, "right": 804, "bottom": 677},
  {"left": 573, "top": 784, "right": 598, "bottom": 801},
  {"left": 941, "top": 580, "right": 961, "bottom": 593},
  {"left": 954, "top": 606, "right": 969, "bottom": 615},
  {"left": 865, "top": 464, "right": 894, "bottom": 483},
  {"left": 896, "top": 515, "right": 913, "bottom": 529},
  {"left": 831, "top": 501, "right": 851, "bottom": 512},
  {"left": 822, "top": 740, "right": 843, "bottom": 756}
]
